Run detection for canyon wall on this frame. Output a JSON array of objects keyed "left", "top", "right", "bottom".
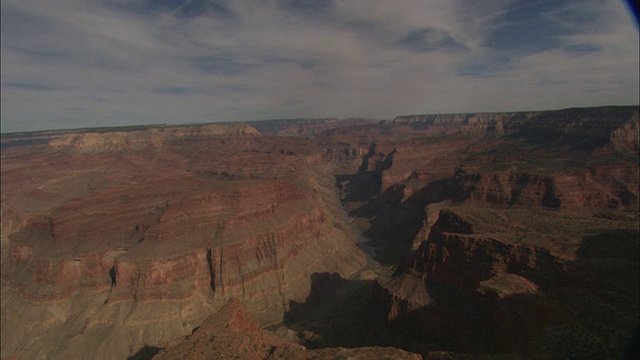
[
  {"left": 1, "top": 124, "right": 367, "bottom": 359},
  {"left": 374, "top": 205, "right": 638, "bottom": 357},
  {"left": 2, "top": 105, "right": 638, "bottom": 359},
  {"left": 330, "top": 106, "right": 638, "bottom": 357}
]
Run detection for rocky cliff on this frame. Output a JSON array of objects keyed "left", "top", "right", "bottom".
[
  {"left": 47, "top": 123, "right": 260, "bottom": 154},
  {"left": 153, "top": 297, "right": 421, "bottom": 360},
  {"left": 392, "top": 106, "right": 637, "bottom": 145},
  {"left": 2, "top": 106, "right": 638, "bottom": 359},
  {"left": 375, "top": 205, "right": 638, "bottom": 357},
  {"left": 456, "top": 166, "right": 638, "bottom": 209},
  {"left": 330, "top": 106, "right": 638, "bottom": 358},
  {"left": 1, "top": 123, "right": 367, "bottom": 359}
]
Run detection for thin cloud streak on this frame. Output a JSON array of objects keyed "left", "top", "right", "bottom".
[{"left": 1, "top": 0, "right": 638, "bottom": 133}]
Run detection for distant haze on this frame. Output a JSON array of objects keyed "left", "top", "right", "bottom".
[{"left": 1, "top": 0, "right": 638, "bottom": 133}]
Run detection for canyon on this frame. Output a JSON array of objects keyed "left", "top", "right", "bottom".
[{"left": 1, "top": 106, "right": 638, "bottom": 359}]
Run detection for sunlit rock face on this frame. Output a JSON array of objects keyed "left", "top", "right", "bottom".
[
  {"left": 2, "top": 106, "right": 638, "bottom": 359},
  {"left": 1, "top": 123, "right": 367, "bottom": 359},
  {"left": 363, "top": 107, "right": 639, "bottom": 357}
]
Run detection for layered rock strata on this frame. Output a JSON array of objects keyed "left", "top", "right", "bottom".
[
  {"left": 1, "top": 125, "right": 366, "bottom": 359},
  {"left": 375, "top": 205, "right": 639, "bottom": 357},
  {"left": 154, "top": 297, "right": 421, "bottom": 360},
  {"left": 2, "top": 106, "right": 638, "bottom": 359},
  {"left": 329, "top": 106, "right": 638, "bottom": 358}
]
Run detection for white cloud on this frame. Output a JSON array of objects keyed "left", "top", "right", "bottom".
[{"left": 1, "top": 0, "right": 638, "bottom": 132}]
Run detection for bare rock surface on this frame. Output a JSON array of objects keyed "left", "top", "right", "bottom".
[
  {"left": 1, "top": 123, "right": 367, "bottom": 359},
  {"left": 154, "top": 298, "right": 421, "bottom": 360},
  {"left": 331, "top": 106, "right": 639, "bottom": 358},
  {"left": 2, "top": 106, "right": 638, "bottom": 359}
]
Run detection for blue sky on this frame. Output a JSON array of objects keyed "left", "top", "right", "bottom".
[{"left": 1, "top": 0, "right": 638, "bottom": 132}]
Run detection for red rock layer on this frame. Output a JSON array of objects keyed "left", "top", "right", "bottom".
[
  {"left": 1, "top": 125, "right": 367, "bottom": 359},
  {"left": 375, "top": 205, "right": 638, "bottom": 356},
  {"left": 457, "top": 165, "right": 638, "bottom": 210},
  {"left": 2, "top": 106, "right": 638, "bottom": 359},
  {"left": 154, "top": 298, "right": 422, "bottom": 360}
]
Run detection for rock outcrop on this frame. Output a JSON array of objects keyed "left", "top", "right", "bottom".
[
  {"left": 47, "top": 123, "right": 260, "bottom": 154},
  {"left": 2, "top": 106, "right": 638, "bottom": 359},
  {"left": 392, "top": 106, "right": 638, "bottom": 147},
  {"left": 331, "top": 106, "right": 638, "bottom": 358},
  {"left": 1, "top": 123, "right": 367, "bottom": 359},
  {"left": 154, "top": 298, "right": 421, "bottom": 360},
  {"left": 457, "top": 167, "right": 638, "bottom": 209},
  {"left": 374, "top": 205, "right": 638, "bottom": 357}
]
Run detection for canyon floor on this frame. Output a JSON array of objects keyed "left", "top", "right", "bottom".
[{"left": 1, "top": 106, "right": 639, "bottom": 359}]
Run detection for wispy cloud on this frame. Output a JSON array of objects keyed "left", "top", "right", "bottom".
[
  {"left": 2, "top": 82, "right": 69, "bottom": 92},
  {"left": 1, "top": 0, "right": 638, "bottom": 132}
]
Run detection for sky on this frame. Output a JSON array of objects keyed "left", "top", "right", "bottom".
[{"left": 1, "top": 0, "right": 638, "bottom": 133}]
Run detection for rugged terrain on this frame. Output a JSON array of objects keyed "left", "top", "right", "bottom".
[
  {"left": 151, "top": 297, "right": 420, "bottom": 360},
  {"left": 1, "top": 123, "right": 368, "bottom": 359},
  {"left": 1, "top": 106, "right": 638, "bottom": 359}
]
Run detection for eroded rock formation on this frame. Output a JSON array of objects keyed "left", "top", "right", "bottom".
[
  {"left": 339, "top": 107, "right": 639, "bottom": 358},
  {"left": 2, "top": 106, "right": 638, "bottom": 359},
  {"left": 154, "top": 297, "right": 421, "bottom": 360},
  {"left": 1, "top": 123, "right": 368, "bottom": 359}
]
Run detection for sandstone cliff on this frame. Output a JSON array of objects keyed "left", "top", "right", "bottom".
[
  {"left": 1, "top": 123, "right": 367, "bottom": 359},
  {"left": 2, "top": 106, "right": 638, "bottom": 359},
  {"left": 154, "top": 297, "right": 421, "bottom": 360},
  {"left": 392, "top": 106, "right": 637, "bottom": 146},
  {"left": 329, "top": 106, "right": 638, "bottom": 358},
  {"left": 374, "top": 204, "right": 638, "bottom": 357},
  {"left": 47, "top": 123, "right": 260, "bottom": 154}
]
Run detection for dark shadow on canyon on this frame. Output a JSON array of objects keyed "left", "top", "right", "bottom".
[
  {"left": 300, "top": 139, "right": 639, "bottom": 357},
  {"left": 283, "top": 227, "right": 639, "bottom": 358},
  {"left": 336, "top": 172, "right": 467, "bottom": 265},
  {"left": 335, "top": 143, "right": 471, "bottom": 265},
  {"left": 282, "top": 272, "right": 571, "bottom": 355},
  {"left": 335, "top": 143, "right": 383, "bottom": 204},
  {"left": 283, "top": 272, "right": 405, "bottom": 349},
  {"left": 127, "top": 346, "right": 163, "bottom": 360},
  {"left": 567, "top": 228, "right": 640, "bottom": 315}
]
